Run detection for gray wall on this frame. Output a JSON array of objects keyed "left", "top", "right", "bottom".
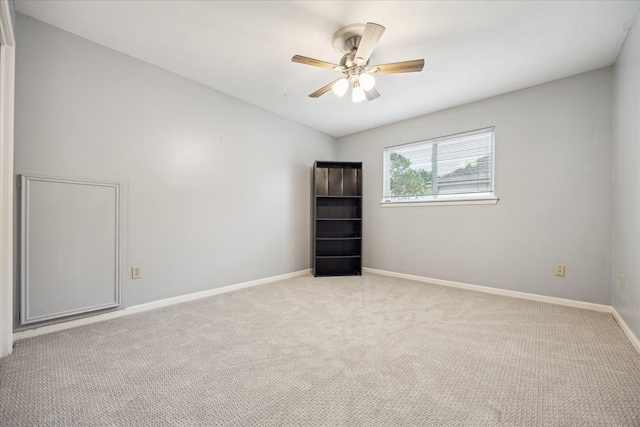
[
  {"left": 13, "top": 12, "right": 634, "bottom": 334},
  {"left": 336, "top": 68, "right": 613, "bottom": 305},
  {"left": 8, "top": 1, "right": 14, "bottom": 30},
  {"left": 613, "top": 11, "right": 640, "bottom": 341},
  {"left": 14, "top": 14, "right": 334, "bottom": 315}
]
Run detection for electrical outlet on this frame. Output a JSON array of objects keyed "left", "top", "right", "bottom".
[
  {"left": 132, "top": 266, "right": 142, "bottom": 279},
  {"left": 621, "top": 275, "right": 625, "bottom": 289},
  {"left": 555, "top": 265, "right": 565, "bottom": 277}
]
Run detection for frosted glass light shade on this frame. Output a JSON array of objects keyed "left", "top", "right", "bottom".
[
  {"left": 359, "top": 73, "right": 375, "bottom": 91},
  {"left": 352, "top": 84, "right": 366, "bottom": 103},
  {"left": 332, "top": 78, "right": 349, "bottom": 97}
]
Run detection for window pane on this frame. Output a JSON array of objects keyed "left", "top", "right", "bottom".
[{"left": 436, "top": 132, "right": 492, "bottom": 195}]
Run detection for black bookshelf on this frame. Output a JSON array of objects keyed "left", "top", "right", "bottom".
[{"left": 313, "top": 161, "right": 362, "bottom": 276}]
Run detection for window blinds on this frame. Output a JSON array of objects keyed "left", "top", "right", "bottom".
[{"left": 383, "top": 128, "right": 494, "bottom": 201}]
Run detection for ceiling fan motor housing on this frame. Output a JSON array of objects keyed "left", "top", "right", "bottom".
[{"left": 340, "top": 38, "right": 369, "bottom": 82}]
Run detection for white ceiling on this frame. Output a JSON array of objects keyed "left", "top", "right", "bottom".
[{"left": 14, "top": 1, "right": 640, "bottom": 138}]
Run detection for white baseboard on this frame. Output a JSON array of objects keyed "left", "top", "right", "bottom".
[
  {"left": 363, "top": 267, "right": 640, "bottom": 356},
  {"left": 14, "top": 267, "right": 640, "bottom": 358},
  {"left": 363, "top": 267, "right": 611, "bottom": 313},
  {"left": 611, "top": 307, "right": 640, "bottom": 355},
  {"left": 14, "top": 269, "right": 312, "bottom": 341}
]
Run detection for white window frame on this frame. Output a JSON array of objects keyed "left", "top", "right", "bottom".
[{"left": 381, "top": 127, "right": 498, "bottom": 207}]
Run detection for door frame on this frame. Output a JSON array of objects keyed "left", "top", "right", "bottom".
[{"left": 0, "top": 0, "right": 15, "bottom": 357}]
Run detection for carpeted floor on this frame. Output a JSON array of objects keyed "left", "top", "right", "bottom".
[{"left": 1, "top": 273, "right": 639, "bottom": 426}]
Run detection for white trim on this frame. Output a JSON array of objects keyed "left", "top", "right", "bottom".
[
  {"left": 0, "top": 0, "right": 14, "bottom": 358},
  {"left": 611, "top": 307, "right": 640, "bottom": 355},
  {"left": 381, "top": 197, "right": 498, "bottom": 207},
  {"left": 14, "top": 269, "right": 312, "bottom": 340},
  {"left": 363, "top": 267, "right": 611, "bottom": 312}
]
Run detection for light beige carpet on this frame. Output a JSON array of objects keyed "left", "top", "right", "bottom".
[{"left": 1, "top": 273, "right": 639, "bottom": 426}]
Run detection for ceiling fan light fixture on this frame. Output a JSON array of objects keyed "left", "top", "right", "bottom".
[
  {"left": 352, "top": 83, "right": 366, "bottom": 103},
  {"left": 332, "top": 78, "right": 349, "bottom": 97},
  {"left": 359, "top": 73, "right": 375, "bottom": 91}
]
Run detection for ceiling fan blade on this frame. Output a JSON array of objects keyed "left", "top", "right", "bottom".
[
  {"left": 309, "top": 79, "right": 343, "bottom": 98},
  {"left": 355, "top": 22, "right": 385, "bottom": 65},
  {"left": 292, "top": 55, "right": 342, "bottom": 70},
  {"left": 364, "top": 87, "right": 380, "bottom": 101},
  {"left": 370, "top": 59, "right": 425, "bottom": 74}
]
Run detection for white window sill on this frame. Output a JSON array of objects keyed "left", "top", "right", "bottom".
[{"left": 380, "top": 196, "right": 499, "bottom": 207}]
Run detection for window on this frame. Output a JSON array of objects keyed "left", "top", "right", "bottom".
[{"left": 382, "top": 128, "right": 496, "bottom": 205}]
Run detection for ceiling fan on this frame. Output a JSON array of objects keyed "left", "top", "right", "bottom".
[{"left": 292, "top": 22, "right": 424, "bottom": 103}]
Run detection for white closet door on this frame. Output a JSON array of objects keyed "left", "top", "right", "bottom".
[{"left": 20, "top": 175, "right": 120, "bottom": 325}]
